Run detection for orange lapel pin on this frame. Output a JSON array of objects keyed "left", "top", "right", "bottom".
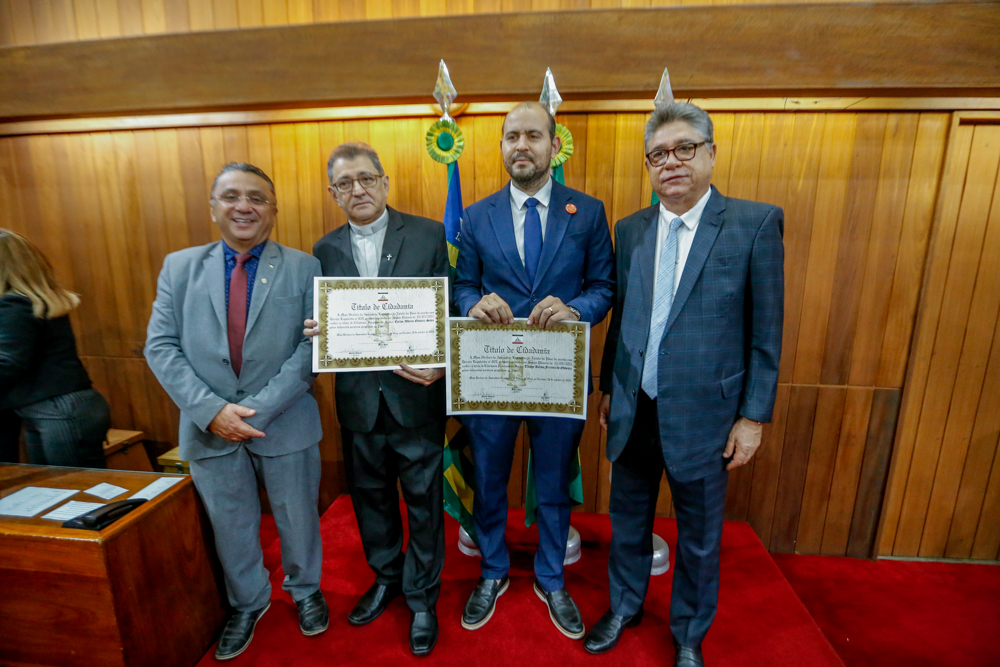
[{"left": 565, "top": 203, "right": 577, "bottom": 214}]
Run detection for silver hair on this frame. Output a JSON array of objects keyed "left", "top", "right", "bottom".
[
  {"left": 644, "top": 102, "right": 714, "bottom": 150},
  {"left": 327, "top": 142, "right": 385, "bottom": 184}
]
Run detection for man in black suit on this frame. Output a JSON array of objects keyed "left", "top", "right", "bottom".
[
  {"left": 307, "top": 143, "right": 449, "bottom": 656},
  {"left": 584, "top": 103, "right": 784, "bottom": 666}
]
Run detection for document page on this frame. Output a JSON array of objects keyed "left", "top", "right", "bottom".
[
  {"left": 84, "top": 482, "right": 128, "bottom": 500},
  {"left": 41, "top": 500, "right": 105, "bottom": 521},
  {"left": 0, "top": 487, "right": 78, "bottom": 517},
  {"left": 129, "top": 476, "right": 183, "bottom": 501}
]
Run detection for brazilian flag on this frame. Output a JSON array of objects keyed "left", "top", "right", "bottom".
[{"left": 439, "top": 160, "right": 480, "bottom": 542}]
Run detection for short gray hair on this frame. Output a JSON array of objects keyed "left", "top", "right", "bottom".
[
  {"left": 327, "top": 142, "right": 385, "bottom": 184},
  {"left": 644, "top": 102, "right": 714, "bottom": 151}
]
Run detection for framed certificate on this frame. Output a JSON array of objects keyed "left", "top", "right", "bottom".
[
  {"left": 446, "top": 318, "right": 590, "bottom": 420},
  {"left": 312, "top": 277, "right": 449, "bottom": 372}
]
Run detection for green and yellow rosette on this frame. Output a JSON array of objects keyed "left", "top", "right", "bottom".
[
  {"left": 426, "top": 119, "right": 465, "bottom": 164},
  {"left": 551, "top": 123, "right": 574, "bottom": 168}
]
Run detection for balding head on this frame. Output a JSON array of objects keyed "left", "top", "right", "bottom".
[{"left": 503, "top": 101, "right": 557, "bottom": 141}]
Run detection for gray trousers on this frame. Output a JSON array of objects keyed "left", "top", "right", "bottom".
[{"left": 190, "top": 443, "right": 322, "bottom": 611}]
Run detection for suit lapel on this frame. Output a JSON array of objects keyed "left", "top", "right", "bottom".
[
  {"left": 488, "top": 185, "right": 531, "bottom": 291},
  {"left": 534, "top": 181, "right": 570, "bottom": 291},
  {"left": 378, "top": 208, "right": 405, "bottom": 277},
  {"left": 329, "top": 224, "right": 360, "bottom": 277},
  {"left": 663, "top": 188, "right": 725, "bottom": 335},
  {"left": 204, "top": 242, "right": 227, "bottom": 330},
  {"left": 623, "top": 206, "right": 659, "bottom": 341},
  {"left": 245, "top": 240, "right": 278, "bottom": 336}
]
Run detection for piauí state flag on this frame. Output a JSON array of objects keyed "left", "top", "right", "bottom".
[{"left": 441, "top": 162, "right": 479, "bottom": 543}]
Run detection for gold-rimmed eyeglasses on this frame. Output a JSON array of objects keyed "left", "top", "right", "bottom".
[
  {"left": 645, "top": 141, "right": 707, "bottom": 167},
  {"left": 332, "top": 173, "right": 383, "bottom": 194}
]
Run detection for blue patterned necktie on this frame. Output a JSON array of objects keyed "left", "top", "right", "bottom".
[
  {"left": 641, "top": 216, "right": 684, "bottom": 398},
  {"left": 523, "top": 197, "right": 542, "bottom": 284}
]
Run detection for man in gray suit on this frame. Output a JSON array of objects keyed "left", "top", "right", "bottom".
[
  {"left": 306, "top": 142, "right": 448, "bottom": 656},
  {"left": 146, "top": 163, "right": 328, "bottom": 661},
  {"left": 584, "top": 103, "right": 783, "bottom": 666}
]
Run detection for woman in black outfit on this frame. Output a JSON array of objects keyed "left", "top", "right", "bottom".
[{"left": 0, "top": 229, "right": 110, "bottom": 468}]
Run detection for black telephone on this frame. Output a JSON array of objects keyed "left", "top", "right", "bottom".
[{"left": 62, "top": 498, "right": 147, "bottom": 531}]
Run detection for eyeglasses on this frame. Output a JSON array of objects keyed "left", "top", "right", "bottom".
[
  {"left": 332, "top": 173, "right": 383, "bottom": 194},
  {"left": 214, "top": 193, "right": 272, "bottom": 206},
  {"left": 645, "top": 142, "right": 707, "bottom": 167}
]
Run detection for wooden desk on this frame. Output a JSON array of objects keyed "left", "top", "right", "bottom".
[
  {"left": 0, "top": 464, "right": 226, "bottom": 667},
  {"left": 156, "top": 446, "right": 189, "bottom": 474},
  {"left": 102, "top": 429, "right": 152, "bottom": 472}
]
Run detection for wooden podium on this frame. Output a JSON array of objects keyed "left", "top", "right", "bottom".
[{"left": 0, "top": 464, "right": 227, "bottom": 667}]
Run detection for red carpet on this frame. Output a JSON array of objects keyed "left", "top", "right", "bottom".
[
  {"left": 199, "top": 496, "right": 841, "bottom": 666},
  {"left": 773, "top": 553, "right": 1000, "bottom": 667}
]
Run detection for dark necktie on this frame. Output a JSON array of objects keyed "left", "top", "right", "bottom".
[
  {"left": 523, "top": 197, "right": 542, "bottom": 284},
  {"left": 227, "top": 253, "right": 251, "bottom": 376}
]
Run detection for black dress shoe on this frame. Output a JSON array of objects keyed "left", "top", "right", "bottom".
[
  {"left": 214, "top": 602, "right": 270, "bottom": 661},
  {"left": 296, "top": 590, "right": 329, "bottom": 636},
  {"left": 409, "top": 609, "right": 439, "bottom": 656},
  {"left": 461, "top": 575, "right": 509, "bottom": 630},
  {"left": 348, "top": 582, "right": 402, "bottom": 625},
  {"left": 583, "top": 609, "right": 644, "bottom": 654},
  {"left": 532, "top": 580, "right": 585, "bottom": 639},
  {"left": 674, "top": 638, "right": 705, "bottom": 667}
]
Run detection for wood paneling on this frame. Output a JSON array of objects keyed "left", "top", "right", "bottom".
[
  {"left": 879, "top": 113, "right": 1000, "bottom": 559},
  {"left": 1, "top": 103, "right": 978, "bottom": 556},
  {"left": 3, "top": 3, "right": 1000, "bottom": 120}
]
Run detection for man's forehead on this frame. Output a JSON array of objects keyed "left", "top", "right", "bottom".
[
  {"left": 650, "top": 121, "right": 705, "bottom": 146},
  {"left": 332, "top": 156, "right": 378, "bottom": 178},
  {"left": 503, "top": 108, "right": 548, "bottom": 134},
  {"left": 214, "top": 171, "right": 273, "bottom": 194}
]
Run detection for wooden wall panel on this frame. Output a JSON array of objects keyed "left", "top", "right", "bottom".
[
  {"left": 0, "top": 0, "right": 942, "bottom": 50},
  {"left": 878, "top": 114, "right": 1000, "bottom": 559},
  {"left": 2, "top": 103, "right": 979, "bottom": 556}
]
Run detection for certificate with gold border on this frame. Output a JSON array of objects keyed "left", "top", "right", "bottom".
[
  {"left": 313, "top": 277, "right": 448, "bottom": 373},
  {"left": 446, "top": 318, "right": 589, "bottom": 420}
]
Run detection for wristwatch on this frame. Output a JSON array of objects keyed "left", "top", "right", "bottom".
[{"left": 567, "top": 305, "right": 581, "bottom": 320}]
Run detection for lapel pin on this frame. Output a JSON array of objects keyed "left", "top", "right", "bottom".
[
  {"left": 261, "top": 278, "right": 267, "bottom": 284},
  {"left": 565, "top": 203, "right": 577, "bottom": 214},
  {"left": 386, "top": 254, "right": 393, "bottom": 261},
  {"left": 269, "top": 264, "right": 274, "bottom": 268}
]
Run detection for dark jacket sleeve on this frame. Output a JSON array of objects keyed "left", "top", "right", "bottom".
[{"left": 0, "top": 295, "right": 38, "bottom": 390}]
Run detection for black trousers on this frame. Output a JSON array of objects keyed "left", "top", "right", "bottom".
[
  {"left": 0, "top": 410, "right": 21, "bottom": 463},
  {"left": 341, "top": 395, "right": 445, "bottom": 612},
  {"left": 608, "top": 391, "right": 729, "bottom": 648}
]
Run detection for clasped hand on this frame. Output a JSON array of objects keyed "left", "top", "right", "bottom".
[
  {"left": 209, "top": 403, "right": 265, "bottom": 442},
  {"left": 468, "top": 293, "right": 578, "bottom": 329}
]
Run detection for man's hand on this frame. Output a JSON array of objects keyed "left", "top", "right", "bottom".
[
  {"left": 394, "top": 364, "right": 446, "bottom": 386},
  {"left": 599, "top": 393, "right": 611, "bottom": 431},
  {"left": 528, "top": 296, "right": 579, "bottom": 329},
  {"left": 723, "top": 417, "right": 764, "bottom": 470},
  {"left": 208, "top": 403, "right": 266, "bottom": 442},
  {"left": 303, "top": 319, "right": 319, "bottom": 338},
  {"left": 469, "top": 293, "right": 514, "bottom": 324}
]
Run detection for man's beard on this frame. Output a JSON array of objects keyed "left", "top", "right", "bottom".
[{"left": 507, "top": 153, "right": 547, "bottom": 189}]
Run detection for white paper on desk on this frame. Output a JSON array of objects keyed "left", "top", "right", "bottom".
[
  {"left": 129, "top": 476, "right": 182, "bottom": 501},
  {"left": 84, "top": 482, "right": 128, "bottom": 500},
  {"left": 0, "top": 486, "right": 78, "bottom": 517},
  {"left": 41, "top": 500, "right": 105, "bottom": 521}
]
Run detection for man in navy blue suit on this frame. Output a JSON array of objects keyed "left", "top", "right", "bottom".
[
  {"left": 453, "top": 101, "right": 615, "bottom": 640},
  {"left": 584, "top": 102, "right": 784, "bottom": 666}
]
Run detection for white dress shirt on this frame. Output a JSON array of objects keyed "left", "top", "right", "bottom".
[
  {"left": 652, "top": 188, "right": 713, "bottom": 302},
  {"left": 509, "top": 178, "right": 553, "bottom": 265},
  {"left": 348, "top": 207, "right": 389, "bottom": 278}
]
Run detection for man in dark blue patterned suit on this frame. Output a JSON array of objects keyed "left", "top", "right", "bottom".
[{"left": 584, "top": 102, "right": 784, "bottom": 667}]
